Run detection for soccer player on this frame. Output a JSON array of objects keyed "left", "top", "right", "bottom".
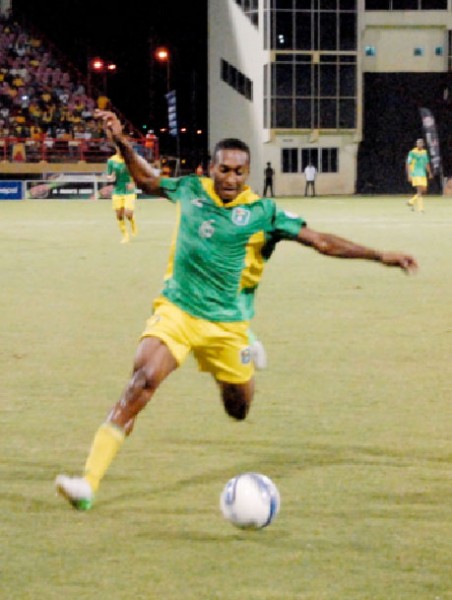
[
  {"left": 55, "top": 109, "right": 418, "bottom": 510},
  {"left": 406, "top": 138, "right": 432, "bottom": 213},
  {"left": 107, "top": 145, "right": 138, "bottom": 243}
]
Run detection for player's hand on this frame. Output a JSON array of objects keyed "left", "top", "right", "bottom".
[
  {"left": 380, "top": 252, "right": 418, "bottom": 274},
  {"left": 94, "top": 109, "right": 123, "bottom": 137},
  {"left": 98, "top": 184, "right": 114, "bottom": 199}
]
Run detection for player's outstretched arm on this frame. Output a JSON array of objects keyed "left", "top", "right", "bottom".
[
  {"left": 94, "top": 109, "right": 160, "bottom": 194},
  {"left": 296, "top": 227, "right": 418, "bottom": 274}
]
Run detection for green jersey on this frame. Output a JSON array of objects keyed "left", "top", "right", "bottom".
[
  {"left": 407, "top": 148, "right": 430, "bottom": 177},
  {"left": 159, "top": 175, "right": 305, "bottom": 322},
  {"left": 107, "top": 154, "right": 135, "bottom": 194}
]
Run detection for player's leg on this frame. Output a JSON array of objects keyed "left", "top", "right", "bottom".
[
  {"left": 124, "top": 194, "right": 138, "bottom": 236},
  {"left": 407, "top": 178, "right": 419, "bottom": 210},
  {"left": 417, "top": 184, "right": 426, "bottom": 212},
  {"left": 193, "top": 319, "right": 256, "bottom": 419},
  {"left": 415, "top": 186, "right": 422, "bottom": 212},
  {"left": 55, "top": 299, "right": 193, "bottom": 509},
  {"left": 56, "top": 337, "right": 178, "bottom": 509},
  {"left": 113, "top": 195, "right": 129, "bottom": 243},
  {"left": 407, "top": 191, "right": 417, "bottom": 209},
  {"left": 218, "top": 379, "right": 255, "bottom": 420},
  {"left": 107, "top": 337, "right": 178, "bottom": 430}
]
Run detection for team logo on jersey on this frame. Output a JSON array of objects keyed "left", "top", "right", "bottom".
[
  {"left": 231, "top": 207, "right": 250, "bottom": 226},
  {"left": 284, "top": 210, "right": 298, "bottom": 219},
  {"left": 240, "top": 346, "right": 252, "bottom": 364},
  {"left": 191, "top": 198, "right": 203, "bottom": 207},
  {"left": 199, "top": 219, "right": 215, "bottom": 238}
]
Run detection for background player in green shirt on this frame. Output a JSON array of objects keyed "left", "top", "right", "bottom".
[
  {"left": 55, "top": 110, "right": 418, "bottom": 510},
  {"left": 107, "top": 147, "right": 138, "bottom": 243},
  {"left": 406, "top": 138, "right": 432, "bottom": 213}
]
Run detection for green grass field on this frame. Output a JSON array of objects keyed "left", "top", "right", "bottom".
[{"left": 1, "top": 196, "right": 451, "bottom": 600}]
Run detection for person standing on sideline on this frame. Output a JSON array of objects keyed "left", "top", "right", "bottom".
[
  {"left": 263, "top": 161, "right": 274, "bottom": 196},
  {"left": 55, "top": 109, "right": 418, "bottom": 511},
  {"left": 304, "top": 163, "right": 317, "bottom": 197},
  {"left": 406, "top": 138, "right": 432, "bottom": 213},
  {"left": 106, "top": 146, "right": 138, "bottom": 244}
]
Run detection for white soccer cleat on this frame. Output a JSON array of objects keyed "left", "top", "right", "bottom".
[
  {"left": 55, "top": 475, "right": 94, "bottom": 511},
  {"left": 251, "top": 340, "right": 267, "bottom": 370}
]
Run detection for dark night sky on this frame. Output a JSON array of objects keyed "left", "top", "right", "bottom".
[{"left": 12, "top": 0, "right": 208, "bottom": 136}]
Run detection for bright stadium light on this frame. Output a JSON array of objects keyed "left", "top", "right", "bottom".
[{"left": 155, "top": 46, "right": 171, "bottom": 92}]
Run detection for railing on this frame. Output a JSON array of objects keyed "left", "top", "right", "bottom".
[{"left": 0, "top": 137, "right": 159, "bottom": 164}]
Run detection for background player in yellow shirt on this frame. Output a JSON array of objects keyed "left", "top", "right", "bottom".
[
  {"left": 107, "top": 146, "right": 138, "bottom": 243},
  {"left": 55, "top": 110, "right": 418, "bottom": 511},
  {"left": 406, "top": 138, "right": 432, "bottom": 213}
]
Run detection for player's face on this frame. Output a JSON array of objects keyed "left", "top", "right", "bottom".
[
  {"left": 416, "top": 139, "right": 424, "bottom": 149},
  {"left": 210, "top": 149, "right": 250, "bottom": 203}
]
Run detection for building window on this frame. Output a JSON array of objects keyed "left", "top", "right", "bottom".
[
  {"left": 220, "top": 58, "right": 253, "bottom": 101},
  {"left": 265, "top": 3, "right": 358, "bottom": 132},
  {"left": 414, "top": 47, "right": 424, "bottom": 56},
  {"left": 321, "top": 147, "right": 338, "bottom": 173},
  {"left": 365, "top": 0, "right": 447, "bottom": 8},
  {"left": 271, "top": 53, "right": 356, "bottom": 130},
  {"left": 268, "top": 0, "right": 357, "bottom": 52},
  {"left": 435, "top": 46, "right": 443, "bottom": 56},
  {"left": 281, "top": 147, "right": 339, "bottom": 173},
  {"left": 365, "top": 46, "right": 376, "bottom": 56},
  {"left": 282, "top": 148, "right": 299, "bottom": 173}
]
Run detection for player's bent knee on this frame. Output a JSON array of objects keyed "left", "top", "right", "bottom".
[
  {"left": 220, "top": 382, "right": 253, "bottom": 421},
  {"left": 224, "top": 401, "right": 249, "bottom": 421}
]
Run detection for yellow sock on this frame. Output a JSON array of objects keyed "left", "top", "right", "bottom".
[
  {"left": 118, "top": 220, "right": 127, "bottom": 235},
  {"left": 129, "top": 217, "right": 138, "bottom": 236},
  {"left": 408, "top": 194, "right": 417, "bottom": 206},
  {"left": 417, "top": 195, "right": 424, "bottom": 211},
  {"left": 83, "top": 423, "right": 125, "bottom": 492}
]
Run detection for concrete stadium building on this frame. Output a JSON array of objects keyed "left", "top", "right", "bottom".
[{"left": 208, "top": 0, "right": 452, "bottom": 195}]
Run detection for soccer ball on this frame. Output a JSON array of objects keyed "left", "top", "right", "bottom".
[{"left": 220, "top": 472, "right": 280, "bottom": 529}]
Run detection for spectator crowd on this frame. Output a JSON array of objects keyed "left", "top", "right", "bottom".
[{"left": 0, "top": 13, "right": 150, "bottom": 163}]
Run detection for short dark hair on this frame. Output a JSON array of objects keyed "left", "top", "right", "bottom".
[{"left": 212, "top": 138, "right": 250, "bottom": 163}]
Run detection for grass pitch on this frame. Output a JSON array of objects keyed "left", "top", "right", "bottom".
[{"left": 1, "top": 196, "right": 451, "bottom": 600}]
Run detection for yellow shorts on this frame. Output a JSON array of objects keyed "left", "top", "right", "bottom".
[
  {"left": 112, "top": 193, "right": 136, "bottom": 211},
  {"left": 411, "top": 176, "right": 427, "bottom": 188},
  {"left": 140, "top": 297, "right": 254, "bottom": 384}
]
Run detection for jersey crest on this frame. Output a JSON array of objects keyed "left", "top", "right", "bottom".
[{"left": 231, "top": 206, "right": 250, "bottom": 226}]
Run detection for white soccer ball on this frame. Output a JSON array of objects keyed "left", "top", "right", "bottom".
[{"left": 220, "top": 472, "right": 281, "bottom": 530}]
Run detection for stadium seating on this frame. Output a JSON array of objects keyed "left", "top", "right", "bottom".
[{"left": 0, "top": 15, "right": 156, "bottom": 165}]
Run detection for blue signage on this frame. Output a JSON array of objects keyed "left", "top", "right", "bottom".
[
  {"left": 165, "top": 90, "right": 178, "bottom": 137},
  {"left": 0, "top": 181, "right": 23, "bottom": 200}
]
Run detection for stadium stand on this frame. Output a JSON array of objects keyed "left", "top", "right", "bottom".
[{"left": 0, "top": 14, "right": 158, "bottom": 169}]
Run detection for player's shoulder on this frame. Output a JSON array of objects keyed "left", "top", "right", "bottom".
[{"left": 159, "top": 174, "right": 197, "bottom": 196}]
